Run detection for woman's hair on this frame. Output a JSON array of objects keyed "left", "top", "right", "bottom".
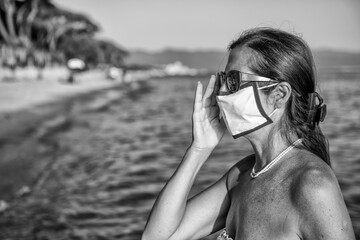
[{"left": 228, "top": 27, "right": 330, "bottom": 165}]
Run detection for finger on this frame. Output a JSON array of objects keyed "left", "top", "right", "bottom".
[
  {"left": 203, "top": 75, "right": 216, "bottom": 100},
  {"left": 193, "top": 81, "right": 203, "bottom": 112},
  {"left": 203, "top": 76, "right": 217, "bottom": 108},
  {"left": 211, "top": 73, "right": 221, "bottom": 106}
]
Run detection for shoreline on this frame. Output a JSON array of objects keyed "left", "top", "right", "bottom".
[{"left": 0, "top": 78, "right": 144, "bottom": 205}]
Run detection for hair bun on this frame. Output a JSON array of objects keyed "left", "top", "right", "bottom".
[{"left": 307, "top": 92, "right": 327, "bottom": 129}]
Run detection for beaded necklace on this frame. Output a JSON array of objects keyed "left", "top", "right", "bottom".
[{"left": 251, "top": 138, "right": 303, "bottom": 178}]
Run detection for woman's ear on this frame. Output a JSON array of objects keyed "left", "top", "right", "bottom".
[{"left": 271, "top": 82, "right": 292, "bottom": 109}]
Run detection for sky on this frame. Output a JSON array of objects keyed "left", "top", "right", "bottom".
[{"left": 57, "top": 0, "right": 360, "bottom": 52}]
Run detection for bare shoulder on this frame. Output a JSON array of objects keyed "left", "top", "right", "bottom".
[
  {"left": 290, "top": 151, "right": 355, "bottom": 239},
  {"left": 291, "top": 152, "right": 339, "bottom": 201}
]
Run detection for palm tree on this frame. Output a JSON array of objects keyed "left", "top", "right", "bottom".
[
  {"left": 1, "top": 0, "right": 128, "bottom": 82},
  {"left": 0, "top": 13, "right": 11, "bottom": 44},
  {"left": 31, "top": 3, "right": 99, "bottom": 53},
  {"left": 0, "top": 0, "right": 19, "bottom": 45},
  {"left": 0, "top": 0, "right": 27, "bottom": 79},
  {"left": 15, "top": 0, "right": 40, "bottom": 49},
  {"left": 97, "top": 40, "right": 129, "bottom": 67}
]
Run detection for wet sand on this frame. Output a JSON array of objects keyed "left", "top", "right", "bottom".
[{"left": 0, "top": 76, "right": 359, "bottom": 239}]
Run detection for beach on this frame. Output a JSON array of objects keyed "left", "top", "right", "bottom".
[{"left": 0, "top": 72, "right": 359, "bottom": 239}]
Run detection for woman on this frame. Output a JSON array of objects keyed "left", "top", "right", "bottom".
[{"left": 142, "top": 28, "right": 355, "bottom": 240}]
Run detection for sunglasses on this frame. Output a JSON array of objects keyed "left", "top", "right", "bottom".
[{"left": 217, "top": 70, "right": 279, "bottom": 95}]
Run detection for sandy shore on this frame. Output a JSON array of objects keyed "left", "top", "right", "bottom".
[
  {"left": 0, "top": 67, "right": 126, "bottom": 114},
  {"left": 0, "top": 66, "right": 132, "bottom": 154}
]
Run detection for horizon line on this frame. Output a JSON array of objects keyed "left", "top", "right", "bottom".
[{"left": 128, "top": 47, "right": 360, "bottom": 54}]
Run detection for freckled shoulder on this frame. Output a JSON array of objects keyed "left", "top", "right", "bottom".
[
  {"left": 289, "top": 151, "right": 355, "bottom": 239},
  {"left": 290, "top": 151, "right": 338, "bottom": 203}
]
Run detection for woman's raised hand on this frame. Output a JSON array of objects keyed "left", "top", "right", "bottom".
[{"left": 191, "top": 75, "right": 226, "bottom": 151}]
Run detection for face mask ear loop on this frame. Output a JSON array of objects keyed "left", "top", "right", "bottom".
[
  {"left": 258, "top": 83, "right": 279, "bottom": 90},
  {"left": 268, "top": 107, "right": 278, "bottom": 117}
]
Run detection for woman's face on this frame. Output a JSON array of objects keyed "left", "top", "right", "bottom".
[{"left": 223, "top": 47, "right": 275, "bottom": 116}]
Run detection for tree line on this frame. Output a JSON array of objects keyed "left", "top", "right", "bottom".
[{"left": 0, "top": 0, "right": 128, "bottom": 74}]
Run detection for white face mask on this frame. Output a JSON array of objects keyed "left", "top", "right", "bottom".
[{"left": 216, "top": 82, "right": 277, "bottom": 138}]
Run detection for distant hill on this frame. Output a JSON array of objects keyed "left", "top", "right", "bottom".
[
  {"left": 126, "top": 49, "right": 227, "bottom": 72},
  {"left": 312, "top": 50, "right": 360, "bottom": 68},
  {"left": 126, "top": 48, "right": 360, "bottom": 72}
]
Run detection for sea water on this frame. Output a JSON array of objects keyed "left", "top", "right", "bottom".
[{"left": 0, "top": 72, "right": 359, "bottom": 239}]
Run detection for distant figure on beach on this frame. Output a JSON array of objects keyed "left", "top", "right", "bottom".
[
  {"left": 106, "top": 66, "right": 125, "bottom": 82},
  {"left": 142, "top": 28, "right": 356, "bottom": 240},
  {"left": 66, "top": 58, "right": 86, "bottom": 83}
]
